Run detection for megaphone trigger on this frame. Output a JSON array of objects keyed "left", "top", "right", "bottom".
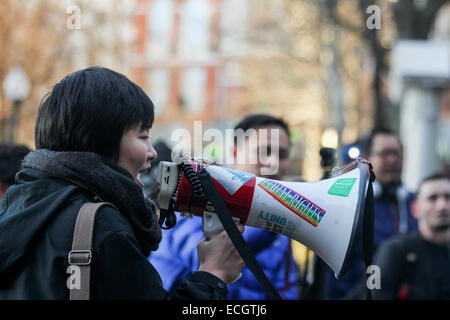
[
  {"left": 201, "top": 211, "right": 243, "bottom": 285},
  {"left": 202, "top": 211, "right": 241, "bottom": 240},
  {"left": 228, "top": 271, "right": 243, "bottom": 285}
]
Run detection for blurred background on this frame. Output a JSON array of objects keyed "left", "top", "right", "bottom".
[{"left": 0, "top": 0, "right": 449, "bottom": 191}]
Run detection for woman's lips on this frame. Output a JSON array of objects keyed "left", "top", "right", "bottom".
[{"left": 140, "top": 165, "right": 151, "bottom": 174}]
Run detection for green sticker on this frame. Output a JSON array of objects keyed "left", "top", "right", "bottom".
[{"left": 328, "top": 178, "right": 357, "bottom": 197}]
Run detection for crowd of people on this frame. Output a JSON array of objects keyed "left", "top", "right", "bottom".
[{"left": 0, "top": 67, "right": 448, "bottom": 300}]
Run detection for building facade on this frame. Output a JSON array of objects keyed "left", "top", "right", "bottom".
[{"left": 132, "top": 0, "right": 249, "bottom": 144}]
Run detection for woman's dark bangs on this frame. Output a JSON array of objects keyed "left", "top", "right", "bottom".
[
  {"left": 135, "top": 89, "right": 154, "bottom": 131},
  {"left": 141, "top": 98, "right": 154, "bottom": 130}
]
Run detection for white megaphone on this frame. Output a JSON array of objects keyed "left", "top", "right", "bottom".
[{"left": 156, "top": 157, "right": 370, "bottom": 280}]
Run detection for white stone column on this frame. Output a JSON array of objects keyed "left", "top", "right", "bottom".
[{"left": 400, "top": 85, "right": 442, "bottom": 192}]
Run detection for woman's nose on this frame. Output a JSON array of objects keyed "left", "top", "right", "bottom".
[{"left": 149, "top": 144, "right": 158, "bottom": 161}]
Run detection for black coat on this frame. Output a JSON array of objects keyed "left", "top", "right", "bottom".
[
  {"left": 0, "top": 168, "right": 228, "bottom": 299},
  {"left": 373, "top": 231, "right": 450, "bottom": 300}
]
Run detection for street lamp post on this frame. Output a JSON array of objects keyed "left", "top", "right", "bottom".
[{"left": 2, "top": 66, "right": 30, "bottom": 143}]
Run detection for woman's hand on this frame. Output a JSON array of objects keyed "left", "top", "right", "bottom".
[{"left": 197, "top": 224, "right": 245, "bottom": 284}]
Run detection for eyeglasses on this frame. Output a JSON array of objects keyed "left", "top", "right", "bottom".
[{"left": 371, "top": 149, "right": 402, "bottom": 159}]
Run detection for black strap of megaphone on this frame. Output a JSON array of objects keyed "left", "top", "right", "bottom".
[
  {"left": 197, "top": 169, "right": 283, "bottom": 300},
  {"left": 362, "top": 163, "right": 376, "bottom": 300}
]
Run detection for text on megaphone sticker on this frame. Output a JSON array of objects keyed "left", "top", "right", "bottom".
[
  {"left": 257, "top": 180, "right": 326, "bottom": 227},
  {"left": 254, "top": 210, "right": 297, "bottom": 237}
]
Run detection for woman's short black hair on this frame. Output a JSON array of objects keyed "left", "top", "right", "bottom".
[{"left": 35, "top": 67, "right": 154, "bottom": 160}]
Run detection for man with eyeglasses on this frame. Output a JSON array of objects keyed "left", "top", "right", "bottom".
[{"left": 324, "top": 128, "right": 418, "bottom": 299}]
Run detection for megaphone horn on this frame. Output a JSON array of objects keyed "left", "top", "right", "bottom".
[{"left": 157, "top": 157, "right": 370, "bottom": 279}]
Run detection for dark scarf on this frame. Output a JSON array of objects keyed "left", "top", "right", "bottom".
[{"left": 22, "top": 149, "right": 162, "bottom": 257}]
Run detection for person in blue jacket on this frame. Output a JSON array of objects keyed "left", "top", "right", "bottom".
[
  {"left": 149, "top": 114, "right": 300, "bottom": 299},
  {"left": 324, "top": 128, "right": 418, "bottom": 299}
]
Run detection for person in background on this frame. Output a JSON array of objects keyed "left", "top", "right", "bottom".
[
  {"left": 149, "top": 114, "right": 300, "bottom": 299},
  {"left": 373, "top": 173, "right": 450, "bottom": 300},
  {"left": 325, "top": 127, "right": 418, "bottom": 299},
  {"left": 0, "top": 144, "right": 30, "bottom": 199}
]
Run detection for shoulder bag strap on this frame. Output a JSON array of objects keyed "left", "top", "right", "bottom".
[{"left": 68, "top": 202, "right": 118, "bottom": 300}]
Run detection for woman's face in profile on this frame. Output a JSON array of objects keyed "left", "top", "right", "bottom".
[{"left": 116, "top": 126, "right": 157, "bottom": 186}]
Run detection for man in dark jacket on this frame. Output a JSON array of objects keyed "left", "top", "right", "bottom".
[
  {"left": 0, "top": 67, "right": 245, "bottom": 299},
  {"left": 373, "top": 173, "right": 450, "bottom": 300}
]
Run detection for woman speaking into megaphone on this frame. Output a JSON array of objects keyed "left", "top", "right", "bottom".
[{"left": 0, "top": 67, "right": 245, "bottom": 300}]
